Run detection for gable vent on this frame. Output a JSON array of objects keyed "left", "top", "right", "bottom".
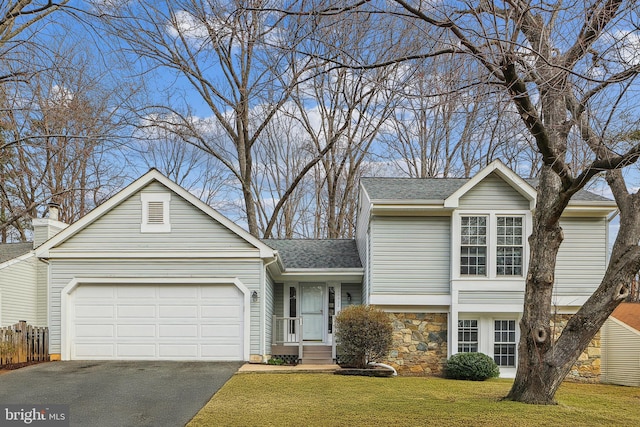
[{"left": 147, "top": 201, "right": 165, "bottom": 224}]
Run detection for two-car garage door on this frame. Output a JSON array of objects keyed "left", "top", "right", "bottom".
[{"left": 68, "top": 284, "right": 244, "bottom": 360}]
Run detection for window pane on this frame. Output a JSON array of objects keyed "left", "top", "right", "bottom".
[
  {"left": 496, "top": 217, "right": 523, "bottom": 276},
  {"left": 460, "top": 216, "right": 487, "bottom": 276},
  {"left": 494, "top": 319, "right": 517, "bottom": 367},
  {"left": 458, "top": 320, "right": 479, "bottom": 353}
]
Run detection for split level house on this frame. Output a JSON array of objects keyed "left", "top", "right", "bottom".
[{"left": 0, "top": 160, "right": 616, "bottom": 379}]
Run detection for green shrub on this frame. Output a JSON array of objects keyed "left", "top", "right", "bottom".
[
  {"left": 335, "top": 305, "right": 392, "bottom": 369},
  {"left": 444, "top": 352, "right": 500, "bottom": 381},
  {"left": 267, "top": 358, "right": 284, "bottom": 365}
]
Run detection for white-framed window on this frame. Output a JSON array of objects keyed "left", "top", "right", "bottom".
[
  {"left": 460, "top": 216, "right": 487, "bottom": 275},
  {"left": 457, "top": 319, "right": 478, "bottom": 352},
  {"left": 455, "top": 316, "right": 519, "bottom": 373},
  {"left": 496, "top": 217, "right": 523, "bottom": 276},
  {"left": 141, "top": 193, "right": 171, "bottom": 233},
  {"left": 457, "top": 213, "right": 527, "bottom": 278},
  {"left": 493, "top": 319, "right": 517, "bottom": 367}
]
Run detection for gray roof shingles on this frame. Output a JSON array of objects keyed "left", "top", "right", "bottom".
[
  {"left": 0, "top": 242, "right": 33, "bottom": 264},
  {"left": 263, "top": 239, "right": 362, "bottom": 269},
  {"left": 361, "top": 176, "right": 613, "bottom": 202}
]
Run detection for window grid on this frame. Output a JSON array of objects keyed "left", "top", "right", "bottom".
[
  {"left": 457, "top": 320, "right": 478, "bottom": 353},
  {"left": 494, "top": 320, "right": 516, "bottom": 367},
  {"left": 460, "top": 216, "right": 487, "bottom": 275},
  {"left": 496, "top": 216, "right": 523, "bottom": 276}
]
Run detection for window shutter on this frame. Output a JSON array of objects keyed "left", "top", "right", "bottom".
[{"left": 147, "top": 201, "right": 164, "bottom": 224}]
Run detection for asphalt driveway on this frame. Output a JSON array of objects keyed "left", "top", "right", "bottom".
[{"left": 0, "top": 361, "right": 242, "bottom": 427}]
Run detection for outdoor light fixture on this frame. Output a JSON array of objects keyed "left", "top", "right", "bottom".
[
  {"left": 346, "top": 292, "right": 352, "bottom": 303},
  {"left": 251, "top": 290, "right": 258, "bottom": 302}
]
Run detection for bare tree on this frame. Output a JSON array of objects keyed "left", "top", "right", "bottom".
[
  {"left": 0, "top": 39, "right": 131, "bottom": 240},
  {"left": 91, "top": 0, "right": 346, "bottom": 237},
  {"left": 372, "top": 0, "right": 640, "bottom": 403}
]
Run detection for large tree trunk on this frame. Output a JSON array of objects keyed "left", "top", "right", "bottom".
[{"left": 507, "top": 170, "right": 640, "bottom": 404}]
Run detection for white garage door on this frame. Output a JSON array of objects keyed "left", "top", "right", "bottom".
[{"left": 69, "top": 284, "right": 244, "bottom": 360}]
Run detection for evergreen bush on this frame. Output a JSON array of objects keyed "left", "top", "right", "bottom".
[{"left": 444, "top": 352, "right": 500, "bottom": 381}]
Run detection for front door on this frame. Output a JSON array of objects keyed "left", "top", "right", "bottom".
[{"left": 301, "top": 284, "right": 324, "bottom": 341}]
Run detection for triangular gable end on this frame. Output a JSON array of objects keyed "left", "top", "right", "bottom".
[
  {"left": 36, "top": 169, "right": 275, "bottom": 259},
  {"left": 444, "top": 160, "right": 536, "bottom": 209}
]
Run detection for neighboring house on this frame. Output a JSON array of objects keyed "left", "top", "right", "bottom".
[
  {"left": 0, "top": 160, "right": 617, "bottom": 379},
  {"left": 601, "top": 303, "right": 640, "bottom": 386}
]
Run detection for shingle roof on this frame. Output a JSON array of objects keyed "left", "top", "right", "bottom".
[
  {"left": 0, "top": 242, "right": 33, "bottom": 264},
  {"left": 360, "top": 176, "right": 612, "bottom": 202},
  {"left": 612, "top": 302, "right": 640, "bottom": 332},
  {"left": 263, "top": 239, "right": 362, "bottom": 269}
]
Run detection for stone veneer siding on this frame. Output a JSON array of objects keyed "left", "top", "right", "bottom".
[
  {"left": 385, "top": 313, "right": 448, "bottom": 375},
  {"left": 552, "top": 314, "right": 601, "bottom": 382},
  {"left": 384, "top": 312, "right": 600, "bottom": 381}
]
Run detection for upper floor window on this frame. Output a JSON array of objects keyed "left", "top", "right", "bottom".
[
  {"left": 141, "top": 193, "right": 171, "bottom": 233},
  {"left": 460, "top": 216, "right": 487, "bottom": 275},
  {"left": 459, "top": 214, "right": 525, "bottom": 277},
  {"left": 496, "top": 217, "right": 523, "bottom": 276}
]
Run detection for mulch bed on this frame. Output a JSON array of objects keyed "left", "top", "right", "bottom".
[{"left": 334, "top": 366, "right": 395, "bottom": 377}]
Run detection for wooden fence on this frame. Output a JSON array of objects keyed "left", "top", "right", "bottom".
[{"left": 0, "top": 321, "right": 49, "bottom": 366}]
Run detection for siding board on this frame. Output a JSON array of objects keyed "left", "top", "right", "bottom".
[
  {"left": 55, "top": 182, "right": 256, "bottom": 253},
  {"left": 459, "top": 173, "right": 530, "bottom": 210},
  {"left": 0, "top": 256, "right": 38, "bottom": 326},
  {"left": 555, "top": 217, "right": 608, "bottom": 295},
  {"left": 370, "top": 216, "right": 450, "bottom": 294}
]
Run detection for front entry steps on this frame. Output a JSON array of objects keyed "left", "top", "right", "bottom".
[{"left": 301, "top": 345, "right": 333, "bottom": 365}]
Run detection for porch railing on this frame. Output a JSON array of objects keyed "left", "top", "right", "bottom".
[{"left": 272, "top": 315, "right": 337, "bottom": 363}]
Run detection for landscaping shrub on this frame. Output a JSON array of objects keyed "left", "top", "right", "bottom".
[
  {"left": 444, "top": 352, "right": 500, "bottom": 381},
  {"left": 335, "top": 305, "right": 392, "bottom": 369}
]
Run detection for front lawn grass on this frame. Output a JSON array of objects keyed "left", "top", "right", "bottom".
[{"left": 188, "top": 374, "right": 640, "bottom": 426}]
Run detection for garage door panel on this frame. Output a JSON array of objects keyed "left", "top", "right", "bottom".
[
  {"left": 76, "top": 324, "right": 114, "bottom": 338},
  {"left": 75, "top": 344, "right": 115, "bottom": 358},
  {"left": 69, "top": 284, "right": 244, "bottom": 361},
  {"left": 201, "top": 324, "right": 241, "bottom": 338},
  {"left": 117, "top": 286, "right": 156, "bottom": 298},
  {"left": 201, "top": 344, "right": 241, "bottom": 358},
  {"left": 117, "top": 324, "right": 156, "bottom": 338},
  {"left": 159, "top": 344, "right": 198, "bottom": 358},
  {"left": 117, "top": 344, "right": 157, "bottom": 358},
  {"left": 159, "top": 324, "right": 198, "bottom": 338},
  {"left": 201, "top": 305, "right": 242, "bottom": 318},
  {"left": 75, "top": 305, "right": 114, "bottom": 318},
  {"left": 117, "top": 305, "right": 156, "bottom": 318},
  {"left": 158, "top": 287, "right": 198, "bottom": 298}
]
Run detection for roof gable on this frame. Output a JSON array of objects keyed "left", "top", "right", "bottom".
[
  {"left": 36, "top": 169, "right": 275, "bottom": 258},
  {"left": 444, "top": 160, "right": 536, "bottom": 209}
]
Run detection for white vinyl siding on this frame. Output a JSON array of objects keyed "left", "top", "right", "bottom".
[
  {"left": 602, "top": 318, "right": 640, "bottom": 386},
  {"left": 55, "top": 182, "right": 256, "bottom": 253},
  {"left": 370, "top": 216, "right": 450, "bottom": 294},
  {"left": 48, "top": 259, "right": 262, "bottom": 355},
  {"left": 458, "top": 291, "right": 524, "bottom": 305},
  {"left": 0, "top": 256, "right": 38, "bottom": 326},
  {"left": 458, "top": 173, "right": 530, "bottom": 210},
  {"left": 555, "top": 217, "right": 608, "bottom": 295}
]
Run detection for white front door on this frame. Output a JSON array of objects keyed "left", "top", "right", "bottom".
[{"left": 301, "top": 284, "right": 324, "bottom": 341}]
